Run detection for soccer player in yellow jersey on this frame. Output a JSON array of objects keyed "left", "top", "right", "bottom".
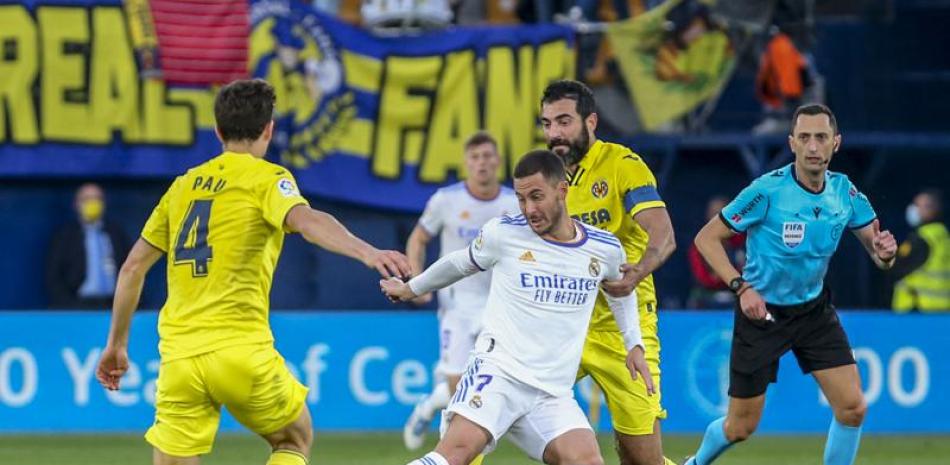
[
  {"left": 94, "top": 79, "right": 412, "bottom": 465},
  {"left": 540, "top": 80, "right": 677, "bottom": 465}
]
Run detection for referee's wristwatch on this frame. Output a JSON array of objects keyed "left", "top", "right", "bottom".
[{"left": 728, "top": 277, "right": 746, "bottom": 294}]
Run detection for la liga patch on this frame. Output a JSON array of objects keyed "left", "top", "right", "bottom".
[{"left": 277, "top": 178, "right": 299, "bottom": 197}]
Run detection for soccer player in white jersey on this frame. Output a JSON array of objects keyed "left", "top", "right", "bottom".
[
  {"left": 382, "top": 150, "right": 654, "bottom": 465},
  {"left": 403, "top": 131, "right": 520, "bottom": 450}
]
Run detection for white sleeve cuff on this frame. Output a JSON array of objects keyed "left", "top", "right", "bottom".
[
  {"left": 408, "top": 248, "right": 482, "bottom": 296},
  {"left": 603, "top": 292, "right": 643, "bottom": 351}
]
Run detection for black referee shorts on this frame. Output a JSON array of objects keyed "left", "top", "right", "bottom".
[{"left": 729, "top": 287, "right": 855, "bottom": 398}]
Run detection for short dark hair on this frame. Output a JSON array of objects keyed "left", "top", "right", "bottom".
[
  {"left": 791, "top": 103, "right": 838, "bottom": 135},
  {"left": 214, "top": 79, "right": 276, "bottom": 142},
  {"left": 541, "top": 80, "right": 596, "bottom": 120},
  {"left": 513, "top": 150, "right": 566, "bottom": 184},
  {"left": 464, "top": 131, "right": 497, "bottom": 151},
  {"left": 921, "top": 188, "right": 944, "bottom": 217}
]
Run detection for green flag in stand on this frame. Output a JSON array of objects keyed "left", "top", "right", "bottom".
[{"left": 606, "top": 0, "right": 735, "bottom": 131}]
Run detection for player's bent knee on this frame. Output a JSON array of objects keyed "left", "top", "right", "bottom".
[
  {"left": 265, "top": 407, "right": 314, "bottom": 453},
  {"left": 836, "top": 399, "right": 867, "bottom": 427},
  {"left": 268, "top": 427, "right": 312, "bottom": 453},
  {"left": 546, "top": 434, "right": 604, "bottom": 465}
]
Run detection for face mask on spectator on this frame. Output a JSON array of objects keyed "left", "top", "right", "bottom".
[
  {"left": 80, "top": 199, "right": 104, "bottom": 223},
  {"left": 905, "top": 204, "right": 921, "bottom": 228}
]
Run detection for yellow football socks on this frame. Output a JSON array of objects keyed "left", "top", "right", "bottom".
[{"left": 266, "top": 449, "right": 308, "bottom": 465}]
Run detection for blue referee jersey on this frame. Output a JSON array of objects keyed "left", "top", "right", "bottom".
[{"left": 720, "top": 164, "right": 876, "bottom": 305}]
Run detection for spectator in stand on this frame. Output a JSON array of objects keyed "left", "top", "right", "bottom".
[
  {"left": 752, "top": 25, "right": 824, "bottom": 134},
  {"left": 46, "top": 183, "right": 130, "bottom": 309},
  {"left": 891, "top": 189, "right": 950, "bottom": 312},
  {"left": 687, "top": 196, "right": 746, "bottom": 308}
]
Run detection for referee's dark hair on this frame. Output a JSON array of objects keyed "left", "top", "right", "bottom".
[
  {"left": 791, "top": 103, "right": 839, "bottom": 135},
  {"left": 214, "top": 79, "right": 276, "bottom": 142},
  {"left": 514, "top": 150, "right": 566, "bottom": 185},
  {"left": 541, "top": 80, "right": 596, "bottom": 120}
]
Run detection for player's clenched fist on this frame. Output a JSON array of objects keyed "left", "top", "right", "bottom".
[
  {"left": 871, "top": 219, "right": 897, "bottom": 261},
  {"left": 96, "top": 345, "right": 129, "bottom": 391},
  {"left": 380, "top": 276, "right": 417, "bottom": 302}
]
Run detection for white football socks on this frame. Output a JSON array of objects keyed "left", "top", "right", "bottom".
[{"left": 407, "top": 451, "right": 450, "bottom": 465}]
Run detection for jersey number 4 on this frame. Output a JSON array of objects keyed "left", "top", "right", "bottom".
[{"left": 174, "top": 199, "right": 213, "bottom": 277}]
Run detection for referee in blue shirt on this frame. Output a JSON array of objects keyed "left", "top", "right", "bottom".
[{"left": 684, "top": 104, "right": 898, "bottom": 465}]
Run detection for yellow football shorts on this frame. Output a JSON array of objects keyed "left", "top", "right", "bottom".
[
  {"left": 145, "top": 343, "right": 308, "bottom": 457},
  {"left": 577, "top": 308, "right": 666, "bottom": 436}
]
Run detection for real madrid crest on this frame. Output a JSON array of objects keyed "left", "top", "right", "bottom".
[
  {"left": 469, "top": 394, "right": 483, "bottom": 409},
  {"left": 588, "top": 257, "right": 601, "bottom": 277},
  {"left": 591, "top": 179, "right": 609, "bottom": 199}
]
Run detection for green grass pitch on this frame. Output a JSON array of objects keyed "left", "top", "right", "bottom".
[{"left": 0, "top": 433, "right": 946, "bottom": 464}]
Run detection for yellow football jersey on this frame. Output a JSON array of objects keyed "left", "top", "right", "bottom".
[
  {"left": 566, "top": 140, "right": 665, "bottom": 331},
  {"left": 141, "top": 151, "right": 309, "bottom": 361}
]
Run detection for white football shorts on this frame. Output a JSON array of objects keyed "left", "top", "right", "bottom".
[{"left": 441, "top": 358, "right": 592, "bottom": 461}]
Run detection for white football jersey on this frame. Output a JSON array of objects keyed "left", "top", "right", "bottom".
[
  {"left": 468, "top": 214, "right": 627, "bottom": 396},
  {"left": 418, "top": 182, "right": 519, "bottom": 313}
]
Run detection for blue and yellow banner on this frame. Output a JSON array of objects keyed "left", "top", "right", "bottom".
[{"left": 0, "top": 0, "right": 574, "bottom": 210}]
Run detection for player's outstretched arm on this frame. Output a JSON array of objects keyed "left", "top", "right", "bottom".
[
  {"left": 96, "top": 239, "right": 163, "bottom": 391},
  {"left": 602, "top": 207, "right": 676, "bottom": 297},
  {"left": 853, "top": 219, "right": 897, "bottom": 270},
  {"left": 380, "top": 248, "right": 482, "bottom": 303},
  {"left": 285, "top": 205, "right": 412, "bottom": 278}
]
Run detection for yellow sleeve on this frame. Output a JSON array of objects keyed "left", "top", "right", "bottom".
[
  {"left": 615, "top": 153, "right": 665, "bottom": 217},
  {"left": 260, "top": 171, "right": 309, "bottom": 231},
  {"left": 140, "top": 181, "right": 174, "bottom": 252}
]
